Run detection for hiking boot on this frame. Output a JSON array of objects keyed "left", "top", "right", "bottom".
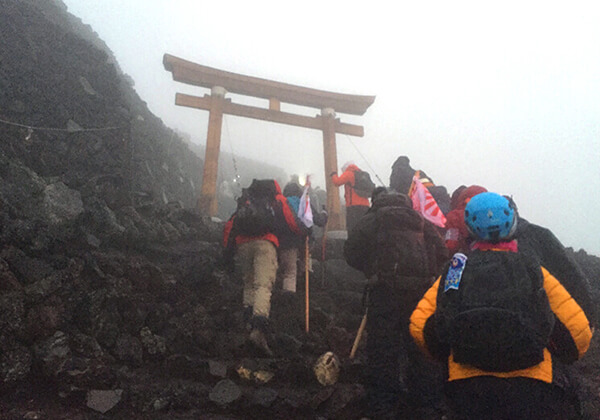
[
  {"left": 248, "top": 328, "right": 273, "bottom": 357},
  {"left": 247, "top": 315, "right": 273, "bottom": 357}
]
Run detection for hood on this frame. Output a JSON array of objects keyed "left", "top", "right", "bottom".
[
  {"left": 371, "top": 192, "right": 412, "bottom": 211},
  {"left": 282, "top": 181, "right": 302, "bottom": 197},
  {"left": 391, "top": 155, "right": 411, "bottom": 171},
  {"left": 450, "top": 185, "right": 467, "bottom": 210},
  {"left": 456, "top": 185, "right": 487, "bottom": 210}
]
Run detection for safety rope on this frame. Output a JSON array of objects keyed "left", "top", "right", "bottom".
[
  {"left": 343, "top": 134, "right": 385, "bottom": 186},
  {"left": 223, "top": 115, "right": 241, "bottom": 188},
  {"left": 0, "top": 116, "right": 125, "bottom": 133}
]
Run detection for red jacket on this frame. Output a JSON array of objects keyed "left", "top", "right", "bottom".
[
  {"left": 223, "top": 180, "right": 303, "bottom": 248},
  {"left": 331, "top": 164, "right": 370, "bottom": 207},
  {"left": 444, "top": 185, "right": 487, "bottom": 253}
]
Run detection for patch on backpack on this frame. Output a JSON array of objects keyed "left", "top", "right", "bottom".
[{"left": 444, "top": 253, "right": 468, "bottom": 292}]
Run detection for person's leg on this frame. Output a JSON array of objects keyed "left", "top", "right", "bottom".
[
  {"left": 401, "top": 287, "right": 446, "bottom": 417},
  {"left": 445, "top": 377, "right": 571, "bottom": 420},
  {"left": 252, "top": 240, "right": 278, "bottom": 318},
  {"left": 279, "top": 247, "right": 298, "bottom": 293},
  {"left": 502, "top": 378, "right": 577, "bottom": 420},
  {"left": 236, "top": 242, "right": 255, "bottom": 312},
  {"left": 247, "top": 240, "right": 278, "bottom": 355},
  {"left": 346, "top": 205, "right": 369, "bottom": 231},
  {"left": 445, "top": 378, "right": 505, "bottom": 420},
  {"left": 366, "top": 283, "right": 402, "bottom": 419}
]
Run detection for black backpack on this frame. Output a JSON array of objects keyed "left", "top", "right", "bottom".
[
  {"left": 233, "top": 180, "right": 277, "bottom": 236},
  {"left": 374, "top": 199, "right": 431, "bottom": 286},
  {"left": 439, "top": 250, "right": 555, "bottom": 372},
  {"left": 353, "top": 170, "right": 376, "bottom": 198}
]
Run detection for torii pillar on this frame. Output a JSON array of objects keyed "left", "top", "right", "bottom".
[
  {"left": 197, "top": 86, "right": 226, "bottom": 216},
  {"left": 321, "top": 107, "right": 342, "bottom": 229},
  {"left": 163, "top": 54, "right": 375, "bottom": 230}
]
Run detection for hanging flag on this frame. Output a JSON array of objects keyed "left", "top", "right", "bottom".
[
  {"left": 298, "top": 175, "right": 314, "bottom": 228},
  {"left": 409, "top": 176, "right": 446, "bottom": 227}
]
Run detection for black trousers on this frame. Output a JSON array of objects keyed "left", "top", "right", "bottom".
[
  {"left": 346, "top": 205, "right": 369, "bottom": 232},
  {"left": 445, "top": 376, "right": 580, "bottom": 420},
  {"left": 366, "top": 281, "right": 444, "bottom": 419}
]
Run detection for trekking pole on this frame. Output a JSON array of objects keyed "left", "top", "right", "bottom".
[
  {"left": 305, "top": 235, "right": 310, "bottom": 333},
  {"left": 320, "top": 222, "right": 328, "bottom": 288},
  {"left": 350, "top": 283, "right": 370, "bottom": 359},
  {"left": 349, "top": 310, "right": 367, "bottom": 359}
]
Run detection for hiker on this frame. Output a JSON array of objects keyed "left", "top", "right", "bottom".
[
  {"left": 410, "top": 192, "right": 593, "bottom": 420},
  {"left": 222, "top": 179, "right": 304, "bottom": 355},
  {"left": 389, "top": 155, "right": 451, "bottom": 215},
  {"left": 446, "top": 189, "right": 596, "bottom": 326},
  {"left": 389, "top": 155, "right": 416, "bottom": 195},
  {"left": 330, "top": 161, "right": 374, "bottom": 231},
  {"left": 282, "top": 174, "right": 302, "bottom": 197},
  {"left": 279, "top": 181, "right": 327, "bottom": 295},
  {"left": 508, "top": 196, "right": 597, "bottom": 326},
  {"left": 344, "top": 187, "right": 448, "bottom": 419},
  {"left": 444, "top": 185, "right": 488, "bottom": 253},
  {"left": 511, "top": 196, "right": 598, "bottom": 415},
  {"left": 449, "top": 185, "right": 467, "bottom": 211},
  {"left": 312, "top": 185, "right": 327, "bottom": 212}
]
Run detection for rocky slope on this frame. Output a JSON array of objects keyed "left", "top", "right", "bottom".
[
  {"left": 0, "top": 1, "right": 367, "bottom": 418},
  {"left": 0, "top": 1, "right": 598, "bottom": 419}
]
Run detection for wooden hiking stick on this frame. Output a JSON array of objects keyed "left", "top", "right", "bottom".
[
  {"left": 305, "top": 236, "right": 310, "bottom": 333},
  {"left": 349, "top": 311, "right": 367, "bottom": 359}
]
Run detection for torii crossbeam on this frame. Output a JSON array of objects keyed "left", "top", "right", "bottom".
[{"left": 163, "top": 53, "right": 375, "bottom": 230}]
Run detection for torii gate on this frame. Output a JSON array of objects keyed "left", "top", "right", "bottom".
[{"left": 163, "top": 54, "right": 375, "bottom": 230}]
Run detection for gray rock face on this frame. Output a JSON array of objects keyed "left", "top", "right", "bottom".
[
  {"left": 140, "top": 327, "right": 166, "bottom": 357},
  {"left": 86, "top": 389, "right": 123, "bottom": 414},
  {"left": 0, "top": 292, "right": 25, "bottom": 335},
  {"left": 209, "top": 379, "right": 242, "bottom": 405},
  {"left": 33, "top": 331, "right": 71, "bottom": 377},
  {"left": 0, "top": 158, "right": 47, "bottom": 221},
  {"left": 251, "top": 387, "right": 278, "bottom": 407},
  {"left": 0, "top": 337, "right": 32, "bottom": 383},
  {"left": 113, "top": 334, "right": 143, "bottom": 366},
  {"left": 42, "top": 182, "right": 84, "bottom": 224},
  {"left": 208, "top": 360, "right": 228, "bottom": 378}
]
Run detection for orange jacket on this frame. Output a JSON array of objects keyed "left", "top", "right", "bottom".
[
  {"left": 331, "top": 164, "right": 370, "bottom": 207},
  {"left": 410, "top": 250, "right": 593, "bottom": 384}
]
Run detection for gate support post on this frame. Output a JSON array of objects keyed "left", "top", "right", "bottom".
[
  {"left": 321, "top": 107, "right": 344, "bottom": 230},
  {"left": 198, "top": 86, "right": 226, "bottom": 216}
]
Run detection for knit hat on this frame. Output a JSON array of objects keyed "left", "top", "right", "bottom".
[{"left": 341, "top": 161, "right": 355, "bottom": 172}]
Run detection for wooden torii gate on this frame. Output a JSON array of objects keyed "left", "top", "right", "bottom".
[{"left": 163, "top": 54, "right": 375, "bottom": 230}]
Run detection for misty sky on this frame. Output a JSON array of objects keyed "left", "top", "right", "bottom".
[{"left": 61, "top": 1, "right": 600, "bottom": 256}]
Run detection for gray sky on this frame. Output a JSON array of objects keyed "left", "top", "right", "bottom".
[{"left": 62, "top": 0, "right": 600, "bottom": 256}]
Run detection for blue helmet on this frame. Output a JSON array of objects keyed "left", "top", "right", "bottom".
[{"left": 464, "top": 192, "right": 517, "bottom": 242}]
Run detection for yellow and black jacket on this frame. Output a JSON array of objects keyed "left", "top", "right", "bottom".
[{"left": 410, "top": 242, "right": 593, "bottom": 384}]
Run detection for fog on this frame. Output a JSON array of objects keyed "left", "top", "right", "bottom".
[{"left": 61, "top": 0, "right": 600, "bottom": 256}]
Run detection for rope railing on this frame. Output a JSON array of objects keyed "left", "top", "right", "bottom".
[
  {"left": 343, "top": 134, "right": 385, "bottom": 186},
  {"left": 0, "top": 116, "right": 125, "bottom": 133}
]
